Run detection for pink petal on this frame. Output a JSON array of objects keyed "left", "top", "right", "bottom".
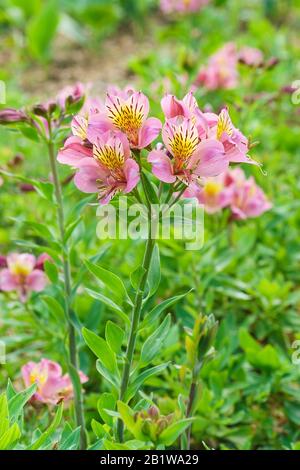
[
  {"left": 192, "top": 139, "right": 228, "bottom": 177},
  {"left": 57, "top": 136, "right": 92, "bottom": 167},
  {"left": 148, "top": 149, "right": 176, "bottom": 183},
  {"left": 161, "top": 95, "right": 186, "bottom": 119},
  {"left": 74, "top": 158, "right": 108, "bottom": 193},
  {"left": 26, "top": 270, "right": 47, "bottom": 292},
  {"left": 123, "top": 158, "right": 140, "bottom": 193},
  {"left": 87, "top": 113, "right": 114, "bottom": 144},
  {"left": 138, "top": 117, "right": 162, "bottom": 149},
  {"left": 0, "top": 269, "right": 18, "bottom": 291}
]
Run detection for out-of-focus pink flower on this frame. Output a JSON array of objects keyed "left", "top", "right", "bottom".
[
  {"left": 0, "top": 253, "right": 47, "bottom": 301},
  {"left": 0, "top": 255, "right": 7, "bottom": 268},
  {"left": 22, "top": 358, "right": 88, "bottom": 405},
  {"left": 227, "top": 168, "right": 272, "bottom": 219},
  {"left": 196, "top": 43, "right": 239, "bottom": 90},
  {"left": 35, "top": 253, "right": 53, "bottom": 271},
  {"left": 74, "top": 131, "right": 140, "bottom": 204},
  {"left": 148, "top": 117, "right": 226, "bottom": 184},
  {"left": 88, "top": 88, "right": 162, "bottom": 149},
  {"left": 192, "top": 175, "right": 233, "bottom": 213},
  {"left": 238, "top": 46, "right": 264, "bottom": 67},
  {"left": 160, "top": 0, "right": 210, "bottom": 14}
]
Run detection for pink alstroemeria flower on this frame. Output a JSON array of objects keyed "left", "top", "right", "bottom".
[
  {"left": 148, "top": 116, "right": 226, "bottom": 184},
  {"left": 206, "top": 108, "right": 256, "bottom": 165},
  {"left": 160, "top": 0, "right": 210, "bottom": 14},
  {"left": 227, "top": 168, "right": 272, "bottom": 220},
  {"left": 161, "top": 92, "right": 208, "bottom": 138},
  {"left": 22, "top": 359, "right": 88, "bottom": 405},
  {"left": 193, "top": 175, "right": 233, "bottom": 213},
  {"left": 74, "top": 131, "right": 140, "bottom": 204},
  {"left": 0, "top": 253, "right": 47, "bottom": 301},
  {"left": 238, "top": 46, "right": 264, "bottom": 67},
  {"left": 88, "top": 88, "right": 162, "bottom": 149},
  {"left": 196, "top": 42, "right": 239, "bottom": 90},
  {"left": 56, "top": 82, "right": 85, "bottom": 110}
]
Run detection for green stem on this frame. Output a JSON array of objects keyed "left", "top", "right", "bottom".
[
  {"left": 47, "top": 138, "right": 87, "bottom": 450},
  {"left": 117, "top": 212, "right": 156, "bottom": 442},
  {"left": 181, "top": 372, "right": 198, "bottom": 450}
]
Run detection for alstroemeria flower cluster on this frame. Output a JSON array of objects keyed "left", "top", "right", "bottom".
[
  {"left": 160, "top": 0, "right": 210, "bottom": 14},
  {"left": 148, "top": 92, "right": 256, "bottom": 190},
  {"left": 0, "top": 253, "right": 49, "bottom": 301},
  {"left": 194, "top": 167, "right": 272, "bottom": 219},
  {"left": 58, "top": 87, "right": 162, "bottom": 204},
  {"left": 195, "top": 43, "right": 264, "bottom": 90},
  {"left": 22, "top": 358, "right": 88, "bottom": 405}
]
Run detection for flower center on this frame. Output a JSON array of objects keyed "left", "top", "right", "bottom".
[
  {"left": 94, "top": 144, "right": 125, "bottom": 171},
  {"left": 107, "top": 102, "right": 143, "bottom": 145},
  {"left": 10, "top": 262, "right": 31, "bottom": 277},
  {"left": 204, "top": 181, "right": 222, "bottom": 197},
  {"left": 169, "top": 131, "right": 198, "bottom": 170},
  {"left": 72, "top": 115, "right": 88, "bottom": 140}
]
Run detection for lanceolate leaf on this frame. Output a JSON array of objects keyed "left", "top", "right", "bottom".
[
  {"left": 82, "top": 327, "right": 117, "bottom": 373},
  {"left": 141, "top": 290, "right": 192, "bottom": 328},
  {"left": 140, "top": 314, "right": 171, "bottom": 365}
]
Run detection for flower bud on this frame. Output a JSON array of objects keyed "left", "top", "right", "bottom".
[
  {"left": 0, "top": 108, "right": 27, "bottom": 124},
  {"left": 0, "top": 255, "right": 7, "bottom": 267},
  {"left": 148, "top": 405, "right": 159, "bottom": 419}
]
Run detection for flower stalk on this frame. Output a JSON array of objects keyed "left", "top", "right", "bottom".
[{"left": 47, "top": 134, "right": 87, "bottom": 450}]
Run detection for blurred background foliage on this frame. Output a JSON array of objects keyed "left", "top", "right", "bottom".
[{"left": 1, "top": 0, "right": 300, "bottom": 450}]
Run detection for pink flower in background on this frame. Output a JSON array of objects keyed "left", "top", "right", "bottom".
[
  {"left": 238, "top": 46, "right": 264, "bottom": 67},
  {"left": 160, "top": 0, "right": 210, "bottom": 14},
  {"left": 0, "top": 253, "right": 48, "bottom": 301},
  {"left": 148, "top": 116, "right": 226, "bottom": 184},
  {"left": 193, "top": 175, "right": 233, "bottom": 213},
  {"left": 22, "top": 359, "right": 88, "bottom": 405},
  {"left": 88, "top": 88, "right": 162, "bottom": 149},
  {"left": 74, "top": 130, "right": 140, "bottom": 204},
  {"left": 227, "top": 168, "right": 272, "bottom": 219},
  {"left": 196, "top": 43, "right": 239, "bottom": 90}
]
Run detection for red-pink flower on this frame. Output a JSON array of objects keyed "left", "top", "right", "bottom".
[
  {"left": 22, "top": 358, "right": 88, "bottom": 405},
  {"left": 74, "top": 131, "right": 140, "bottom": 204},
  {"left": 196, "top": 43, "right": 239, "bottom": 90},
  {"left": 0, "top": 253, "right": 47, "bottom": 301},
  {"left": 160, "top": 0, "right": 210, "bottom": 14},
  {"left": 148, "top": 116, "right": 226, "bottom": 184},
  {"left": 88, "top": 88, "right": 162, "bottom": 149}
]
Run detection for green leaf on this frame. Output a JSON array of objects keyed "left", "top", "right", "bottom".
[
  {"left": 41, "top": 295, "right": 65, "bottom": 323},
  {"left": 85, "top": 260, "right": 131, "bottom": 305},
  {"left": 85, "top": 288, "right": 129, "bottom": 325},
  {"left": 97, "top": 393, "right": 117, "bottom": 426},
  {"left": 159, "top": 418, "right": 194, "bottom": 446},
  {"left": 0, "top": 394, "right": 9, "bottom": 437},
  {"left": 126, "top": 363, "right": 169, "bottom": 402},
  {"left": 82, "top": 327, "right": 117, "bottom": 373},
  {"left": 147, "top": 244, "right": 161, "bottom": 297},
  {"left": 96, "top": 360, "right": 119, "bottom": 390},
  {"left": 0, "top": 422, "right": 21, "bottom": 450},
  {"left": 130, "top": 265, "right": 146, "bottom": 291},
  {"left": 44, "top": 260, "right": 59, "bottom": 284},
  {"left": 8, "top": 383, "right": 37, "bottom": 423},
  {"left": 140, "top": 314, "right": 171, "bottom": 365},
  {"left": 141, "top": 290, "right": 192, "bottom": 328},
  {"left": 105, "top": 321, "right": 124, "bottom": 354},
  {"left": 27, "top": 0, "right": 60, "bottom": 62},
  {"left": 27, "top": 403, "right": 63, "bottom": 450},
  {"left": 58, "top": 426, "right": 81, "bottom": 450}
]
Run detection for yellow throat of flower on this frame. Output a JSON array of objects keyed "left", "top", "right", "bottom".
[
  {"left": 107, "top": 104, "right": 143, "bottom": 145},
  {"left": 204, "top": 180, "right": 222, "bottom": 197},
  {"left": 169, "top": 131, "right": 198, "bottom": 168},
  {"left": 10, "top": 262, "right": 32, "bottom": 277},
  {"left": 94, "top": 144, "right": 125, "bottom": 171},
  {"left": 217, "top": 110, "right": 233, "bottom": 140}
]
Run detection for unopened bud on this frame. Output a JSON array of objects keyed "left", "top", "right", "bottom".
[{"left": 0, "top": 108, "right": 27, "bottom": 124}]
